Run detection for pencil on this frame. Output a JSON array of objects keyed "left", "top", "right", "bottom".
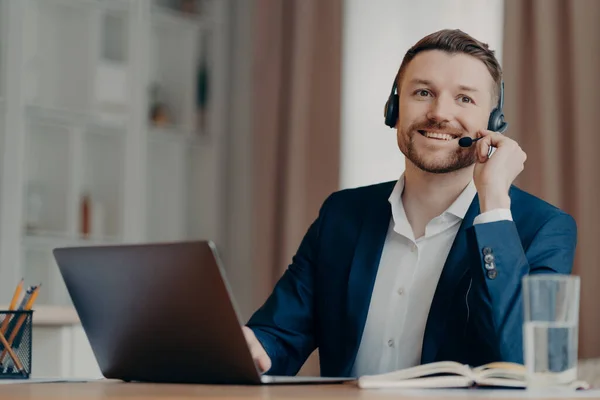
[
  {"left": 0, "top": 284, "right": 41, "bottom": 365},
  {"left": 0, "top": 279, "right": 24, "bottom": 335},
  {"left": 8, "top": 279, "right": 23, "bottom": 311},
  {"left": 24, "top": 285, "right": 40, "bottom": 311},
  {"left": 0, "top": 330, "right": 24, "bottom": 373}
]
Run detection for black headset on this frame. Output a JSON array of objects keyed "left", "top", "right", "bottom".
[{"left": 383, "top": 78, "right": 508, "bottom": 133}]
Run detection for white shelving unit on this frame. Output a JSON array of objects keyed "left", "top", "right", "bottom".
[
  {"left": 0, "top": 0, "right": 6, "bottom": 273},
  {"left": 0, "top": 0, "right": 230, "bottom": 377}
]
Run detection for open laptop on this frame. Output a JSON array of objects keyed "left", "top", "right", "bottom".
[{"left": 53, "top": 240, "right": 352, "bottom": 385}]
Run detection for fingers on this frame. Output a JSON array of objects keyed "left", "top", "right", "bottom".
[
  {"left": 256, "top": 353, "right": 272, "bottom": 373},
  {"left": 474, "top": 132, "right": 493, "bottom": 162},
  {"left": 474, "top": 129, "right": 527, "bottom": 165},
  {"left": 475, "top": 130, "right": 507, "bottom": 162},
  {"left": 242, "top": 326, "right": 272, "bottom": 373}
]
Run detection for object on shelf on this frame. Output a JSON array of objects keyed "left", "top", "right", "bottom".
[
  {"left": 149, "top": 83, "right": 171, "bottom": 127},
  {"left": 102, "top": 12, "right": 127, "bottom": 63},
  {"left": 173, "top": 0, "right": 203, "bottom": 15},
  {"left": 25, "top": 183, "right": 44, "bottom": 234},
  {"left": 80, "top": 191, "right": 91, "bottom": 238},
  {"left": 95, "top": 61, "right": 128, "bottom": 117},
  {"left": 196, "top": 37, "right": 209, "bottom": 134},
  {"left": 79, "top": 190, "right": 107, "bottom": 239},
  {"left": 196, "top": 65, "right": 208, "bottom": 134},
  {"left": 95, "top": 12, "right": 129, "bottom": 118}
]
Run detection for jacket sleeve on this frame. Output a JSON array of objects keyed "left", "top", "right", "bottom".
[
  {"left": 466, "top": 212, "right": 577, "bottom": 364},
  {"left": 245, "top": 196, "right": 332, "bottom": 376}
]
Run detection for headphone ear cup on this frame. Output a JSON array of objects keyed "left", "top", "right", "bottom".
[
  {"left": 488, "top": 81, "right": 508, "bottom": 133},
  {"left": 487, "top": 108, "right": 507, "bottom": 133},
  {"left": 384, "top": 94, "right": 399, "bottom": 128}
]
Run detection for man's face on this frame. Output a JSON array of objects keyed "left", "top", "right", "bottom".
[{"left": 396, "top": 50, "right": 495, "bottom": 174}]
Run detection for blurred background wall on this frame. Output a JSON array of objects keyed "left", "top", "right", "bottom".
[{"left": 0, "top": 0, "right": 597, "bottom": 380}]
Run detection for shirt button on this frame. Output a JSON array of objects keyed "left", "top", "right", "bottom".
[
  {"left": 410, "top": 243, "right": 417, "bottom": 252},
  {"left": 397, "top": 287, "right": 404, "bottom": 295},
  {"left": 387, "top": 339, "right": 394, "bottom": 347}
]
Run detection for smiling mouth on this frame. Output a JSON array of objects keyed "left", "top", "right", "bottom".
[{"left": 417, "top": 130, "right": 458, "bottom": 141}]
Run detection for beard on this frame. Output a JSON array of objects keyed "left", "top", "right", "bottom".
[{"left": 399, "top": 120, "right": 477, "bottom": 174}]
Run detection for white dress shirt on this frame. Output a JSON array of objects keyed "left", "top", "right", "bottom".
[{"left": 352, "top": 174, "right": 512, "bottom": 377}]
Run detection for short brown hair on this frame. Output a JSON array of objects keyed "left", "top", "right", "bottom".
[{"left": 396, "top": 29, "right": 502, "bottom": 103}]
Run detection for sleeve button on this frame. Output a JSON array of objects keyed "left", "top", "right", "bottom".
[{"left": 487, "top": 270, "right": 498, "bottom": 279}]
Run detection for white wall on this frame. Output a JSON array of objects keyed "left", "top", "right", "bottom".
[{"left": 340, "top": 0, "right": 505, "bottom": 189}]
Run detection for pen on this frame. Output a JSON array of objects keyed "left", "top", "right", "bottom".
[
  {"left": 24, "top": 285, "right": 40, "bottom": 311},
  {"left": 17, "top": 285, "right": 36, "bottom": 310}
]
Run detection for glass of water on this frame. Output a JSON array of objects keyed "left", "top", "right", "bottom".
[{"left": 523, "top": 274, "right": 580, "bottom": 387}]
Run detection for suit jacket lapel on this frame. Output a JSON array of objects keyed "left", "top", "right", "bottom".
[
  {"left": 341, "top": 185, "right": 393, "bottom": 376},
  {"left": 420, "top": 195, "right": 480, "bottom": 364}
]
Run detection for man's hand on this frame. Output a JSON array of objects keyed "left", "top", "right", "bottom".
[
  {"left": 473, "top": 129, "right": 527, "bottom": 213},
  {"left": 242, "top": 326, "right": 272, "bottom": 373}
]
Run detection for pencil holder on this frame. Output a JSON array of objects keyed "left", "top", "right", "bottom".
[{"left": 0, "top": 310, "right": 33, "bottom": 379}]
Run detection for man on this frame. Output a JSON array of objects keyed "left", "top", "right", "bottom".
[{"left": 243, "top": 29, "right": 577, "bottom": 378}]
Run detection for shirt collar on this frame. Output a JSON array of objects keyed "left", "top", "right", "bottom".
[
  {"left": 446, "top": 180, "right": 477, "bottom": 219},
  {"left": 387, "top": 173, "right": 477, "bottom": 228}
]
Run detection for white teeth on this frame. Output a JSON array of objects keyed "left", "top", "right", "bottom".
[{"left": 424, "top": 132, "right": 453, "bottom": 141}]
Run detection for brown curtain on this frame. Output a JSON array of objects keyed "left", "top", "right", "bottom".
[
  {"left": 252, "top": 0, "right": 342, "bottom": 374},
  {"left": 503, "top": 0, "right": 600, "bottom": 359}
]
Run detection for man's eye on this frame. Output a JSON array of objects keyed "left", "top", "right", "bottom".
[
  {"left": 460, "top": 96, "right": 473, "bottom": 103},
  {"left": 416, "top": 90, "right": 431, "bottom": 97}
]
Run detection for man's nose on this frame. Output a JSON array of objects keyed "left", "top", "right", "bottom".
[{"left": 426, "top": 95, "right": 455, "bottom": 123}]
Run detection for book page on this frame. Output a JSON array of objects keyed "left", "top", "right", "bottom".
[
  {"left": 359, "top": 361, "right": 473, "bottom": 382},
  {"left": 473, "top": 362, "right": 526, "bottom": 381},
  {"left": 358, "top": 375, "right": 473, "bottom": 389},
  {"left": 476, "top": 377, "right": 526, "bottom": 388},
  {"left": 359, "top": 361, "right": 470, "bottom": 382}
]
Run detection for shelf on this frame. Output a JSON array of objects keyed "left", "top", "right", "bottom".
[
  {"left": 146, "top": 134, "right": 188, "bottom": 242},
  {"left": 148, "top": 124, "right": 209, "bottom": 147},
  {"left": 151, "top": 5, "right": 210, "bottom": 32},
  {"left": 81, "top": 128, "right": 126, "bottom": 239},
  {"left": 24, "top": 0, "right": 131, "bottom": 114},
  {"left": 149, "top": 6, "right": 208, "bottom": 133},
  {"left": 26, "top": 104, "right": 129, "bottom": 131},
  {"left": 24, "top": 125, "right": 71, "bottom": 235},
  {"left": 22, "top": 232, "right": 122, "bottom": 249},
  {"left": 33, "top": 0, "right": 131, "bottom": 13},
  {"left": 1, "top": 0, "right": 228, "bottom": 312}
]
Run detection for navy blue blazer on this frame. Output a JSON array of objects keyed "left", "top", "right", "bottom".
[{"left": 246, "top": 181, "right": 577, "bottom": 377}]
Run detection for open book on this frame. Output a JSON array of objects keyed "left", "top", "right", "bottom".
[{"left": 357, "top": 361, "right": 590, "bottom": 390}]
